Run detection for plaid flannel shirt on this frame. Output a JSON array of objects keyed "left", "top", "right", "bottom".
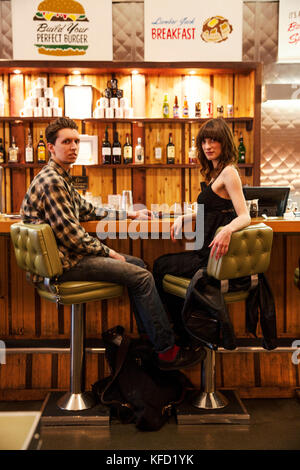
[{"left": 20, "top": 158, "right": 110, "bottom": 272}]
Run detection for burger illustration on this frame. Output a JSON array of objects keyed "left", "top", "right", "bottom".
[
  {"left": 34, "top": 0, "right": 89, "bottom": 56},
  {"left": 201, "top": 16, "right": 233, "bottom": 43}
]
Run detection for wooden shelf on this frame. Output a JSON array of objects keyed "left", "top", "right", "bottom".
[
  {"left": 0, "top": 116, "right": 253, "bottom": 124},
  {"left": 1, "top": 162, "right": 254, "bottom": 169}
]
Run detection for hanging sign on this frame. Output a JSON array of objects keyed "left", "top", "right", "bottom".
[
  {"left": 278, "top": 0, "right": 300, "bottom": 62},
  {"left": 144, "top": 0, "right": 243, "bottom": 62},
  {"left": 11, "top": 0, "right": 112, "bottom": 60}
]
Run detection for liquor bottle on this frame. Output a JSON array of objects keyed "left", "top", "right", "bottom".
[
  {"left": 25, "top": 131, "right": 34, "bottom": 163},
  {"left": 112, "top": 131, "right": 122, "bottom": 164},
  {"left": 238, "top": 132, "right": 246, "bottom": 163},
  {"left": 173, "top": 96, "right": 179, "bottom": 118},
  {"left": 0, "top": 138, "right": 5, "bottom": 164},
  {"left": 8, "top": 136, "right": 19, "bottom": 163},
  {"left": 134, "top": 137, "right": 144, "bottom": 164},
  {"left": 37, "top": 132, "right": 46, "bottom": 163},
  {"left": 166, "top": 132, "right": 175, "bottom": 164},
  {"left": 123, "top": 133, "right": 133, "bottom": 164},
  {"left": 154, "top": 130, "right": 162, "bottom": 162},
  {"left": 102, "top": 127, "right": 111, "bottom": 164},
  {"left": 182, "top": 96, "right": 189, "bottom": 118},
  {"left": 162, "top": 94, "right": 169, "bottom": 118},
  {"left": 188, "top": 136, "right": 197, "bottom": 164}
]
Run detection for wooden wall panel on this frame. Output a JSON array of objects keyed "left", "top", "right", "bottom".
[
  {"left": 146, "top": 168, "right": 182, "bottom": 207},
  {"left": 234, "top": 71, "right": 255, "bottom": 117},
  {"left": 0, "top": 355, "right": 26, "bottom": 389},
  {"left": 213, "top": 74, "right": 234, "bottom": 117},
  {"left": 146, "top": 75, "right": 182, "bottom": 118}
]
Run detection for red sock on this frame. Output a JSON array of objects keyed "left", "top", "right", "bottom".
[{"left": 158, "top": 344, "right": 180, "bottom": 362}]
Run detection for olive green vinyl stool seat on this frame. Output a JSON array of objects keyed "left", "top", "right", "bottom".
[
  {"left": 163, "top": 223, "right": 273, "bottom": 418},
  {"left": 10, "top": 223, "right": 123, "bottom": 413},
  {"left": 295, "top": 263, "right": 300, "bottom": 290}
]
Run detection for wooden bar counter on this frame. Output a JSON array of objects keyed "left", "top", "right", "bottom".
[{"left": 0, "top": 215, "right": 299, "bottom": 400}]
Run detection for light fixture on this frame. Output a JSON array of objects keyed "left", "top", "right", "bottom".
[
  {"left": 131, "top": 70, "right": 139, "bottom": 75},
  {"left": 189, "top": 70, "right": 196, "bottom": 75},
  {"left": 13, "top": 69, "right": 21, "bottom": 74},
  {"left": 72, "top": 70, "right": 81, "bottom": 75}
]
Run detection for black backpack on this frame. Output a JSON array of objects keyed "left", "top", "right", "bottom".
[{"left": 92, "top": 326, "right": 189, "bottom": 432}]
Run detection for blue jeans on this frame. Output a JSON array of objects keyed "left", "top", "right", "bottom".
[{"left": 58, "top": 254, "right": 175, "bottom": 353}]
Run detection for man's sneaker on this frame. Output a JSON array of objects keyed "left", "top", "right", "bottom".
[{"left": 158, "top": 346, "right": 206, "bottom": 371}]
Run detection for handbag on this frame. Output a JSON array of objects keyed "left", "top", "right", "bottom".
[{"left": 92, "top": 326, "right": 189, "bottom": 432}]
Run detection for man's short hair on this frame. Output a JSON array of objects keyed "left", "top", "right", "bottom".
[{"left": 45, "top": 117, "right": 78, "bottom": 145}]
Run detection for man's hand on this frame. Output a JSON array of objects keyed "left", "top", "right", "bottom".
[
  {"left": 109, "top": 249, "right": 126, "bottom": 262},
  {"left": 129, "top": 209, "right": 153, "bottom": 220}
]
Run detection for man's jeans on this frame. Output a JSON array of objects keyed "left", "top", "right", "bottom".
[{"left": 58, "top": 254, "right": 175, "bottom": 353}]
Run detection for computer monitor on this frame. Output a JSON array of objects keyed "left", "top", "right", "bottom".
[{"left": 242, "top": 186, "right": 290, "bottom": 217}]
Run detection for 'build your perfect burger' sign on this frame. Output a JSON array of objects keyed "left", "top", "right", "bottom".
[{"left": 12, "top": 0, "right": 112, "bottom": 60}]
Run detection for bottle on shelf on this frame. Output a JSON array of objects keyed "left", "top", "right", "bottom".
[
  {"left": 134, "top": 137, "right": 144, "bottom": 164},
  {"left": 123, "top": 133, "right": 133, "bottom": 164},
  {"left": 154, "top": 130, "right": 162, "bottom": 162},
  {"left": 37, "top": 132, "right": 46, "bottom": 163},
  {"left": 188, "top": 136, "right": 197, "bottom": 164},
  {"left": 8, "top": 136, "right": 19, "bottom": 163},
  {"left": 25, "top": 130, "right": 34, "bottom": 163},
  {"left": 102, "top": 127, "right": 111, "bottom": 164},
  {"left": 166, "top": 132, "right": 175, "bottom": 164},
  {"left": 112, "top": 131, "right": 122, "bottom": 164},
  {"left": 238, "top": 132, "right": 246, "bottom": 164},
  {"left": 182, "top": 96, "right": 189, "bottom": 118},
  {"left": 173, "top": 96, "right": 179, "bottom": 118},
  {"left": 0, "top": 80, "right": 5, "bottom": 117},
  {"left": 0, "top": 138, "right": 5, "bottom": 164},
  {"left": 162, "top": 93, "right": 169, "bottom": 118}
]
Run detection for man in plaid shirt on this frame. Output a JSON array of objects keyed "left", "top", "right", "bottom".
[{"left": 21, "top": 117, "right": 205, "bottom": 370}]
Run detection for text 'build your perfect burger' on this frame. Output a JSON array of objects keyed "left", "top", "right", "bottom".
[{"left": 33, "top": 0, "right": 89, "bottom": 56}]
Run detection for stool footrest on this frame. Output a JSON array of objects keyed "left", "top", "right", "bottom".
[{"left": 192, "top": 390, "right": 229, "bottom": 409}]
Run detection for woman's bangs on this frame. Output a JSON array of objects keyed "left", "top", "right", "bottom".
[{"left": 198, "top": 124, "right": 223, "bottom": 143}]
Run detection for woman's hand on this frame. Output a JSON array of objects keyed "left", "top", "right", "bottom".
[
  {"left": 209, "top": 226, "right": 232, "bottom": 260},
  {"left": 109, "top": 249, "right": 126, "bottom": 262},
  {"left": 170, "top": 216, "right": 183, "bottom": 242}
]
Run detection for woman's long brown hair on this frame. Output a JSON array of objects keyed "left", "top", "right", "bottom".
[{"left": 196, "top": 118, "right": 238, "bottom": 183}]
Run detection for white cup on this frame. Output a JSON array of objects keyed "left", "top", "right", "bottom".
[
  {"left": 44, "top": 107, "right": 52, "bottom": 117},
  {"left": 38, "top": 97, "right": 48, "bottom": 108},
  {"left": 30, "top": 88, "right": 42, "bottom": 98},
  {"left": 124, "top": 107, "right": 133, "bottom": 119},
  {"left": 52, "top": 107, "right": 62, "bottom": 117},
  {"left": 105, "top": 107, "right": 114, "bottom": 118},
  {"left": 115, "top": 107, "right": 123, "bottom": 119},
  {"left": 44, "top": 87, "right": 53, "bottom": 98},
  {"left": 25, "top": 97, "right": 37, "bottom": 108},
  {"left": 108, "top": 194, "right": 121, "bottom": 210},
  {"left": 34, "top": 77, "right": 47, "bottom": 88},
  {"left": 96, "top": 97, "right": 109, "bottom": 108},
  {"left": 49, "top": 97, "right": 59, "bottom": 108},
  {"left": 93, "top": 107, "right": 105, "bottom": 118},
  {"left": 110, "top": 97, "right": 119, "bottom": 109},
  {"left": 34, "top": 107, "right": 43, "bottom": 117},
  {"left": 120, "top": 97, "right": 129, "bottom": 108},
  {"left": 20, "top": 107, "right": 33, "bottom": 117}
]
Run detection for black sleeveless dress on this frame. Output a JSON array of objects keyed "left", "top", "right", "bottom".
[{"left": 153, "top": 182, "right": 236, "bottom": 283}]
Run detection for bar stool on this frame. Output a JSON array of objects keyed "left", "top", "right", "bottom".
[
  {"left": 163, "top": 223, "right": 273, "bottom": 420},
  {"left": 10, "top": 222, "right": 123, "bottom": 412}
]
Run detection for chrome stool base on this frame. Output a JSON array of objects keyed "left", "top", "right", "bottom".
[
  {"left": 192, "top": 390, "right": 229, "bottom": 409},
  {"left": 57, "top": 391, "right": 97, "bottom": 412}
]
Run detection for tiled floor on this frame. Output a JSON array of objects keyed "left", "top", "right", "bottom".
[{"left": 1, "top": 397, "right": 300, "bottom": 450}]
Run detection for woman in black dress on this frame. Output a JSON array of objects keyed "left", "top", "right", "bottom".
[{"left": 153, "top": 118, "right": 251, "bottom": 341}]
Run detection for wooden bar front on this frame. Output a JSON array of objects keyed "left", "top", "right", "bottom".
[{"left": 0, "top": 217, "right": 299, "bottom": 400}]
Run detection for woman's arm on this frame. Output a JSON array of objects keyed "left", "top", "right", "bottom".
[{"left": 209, "top": 166, "right": 251, "bottom": 259}]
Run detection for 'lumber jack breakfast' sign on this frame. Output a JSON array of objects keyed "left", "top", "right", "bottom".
[
  {"left": 144, "top": 0, "right": 243, "bottom": 62},
  {"left": 12, "top": 0, "right": 112, "bottom": 60}
]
